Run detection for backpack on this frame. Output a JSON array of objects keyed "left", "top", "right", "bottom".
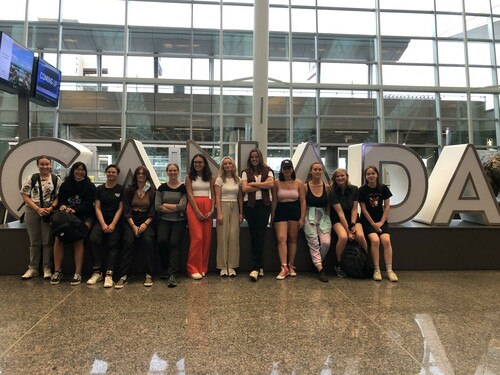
[
  {"left": 341, "top": 241, "right": 371, "bottom": 279},
  {"left": 49, "top": 211, "right": 89, "bottom": 244}
]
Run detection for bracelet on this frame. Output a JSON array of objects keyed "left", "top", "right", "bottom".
[{"left": 143, "top": 222, "right": 148, "bottom": 226}]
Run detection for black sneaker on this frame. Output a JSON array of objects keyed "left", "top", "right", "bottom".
[
  {"left": 318, "top": 270, "right": 328, "bottom": 283},
  {"left": 70, "top": 273, "right": 82, "bottom": 286},
  {"left": 167, "top": 274, "right": 177, "bottom": 288},
  {"left": 50, "top": 271, "right": 63, "bottom": 285},
  {"left": 335, "top": 265, "right": 347, "bottom": 278}
]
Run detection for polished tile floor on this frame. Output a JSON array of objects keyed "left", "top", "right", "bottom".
[{"left": 0, "top": 271, "right": 499, "bottom": 375}]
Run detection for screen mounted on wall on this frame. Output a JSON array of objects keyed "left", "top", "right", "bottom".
[
  {"left": 0, "top": 32, "right": 34, "bottom": 95},
  {"left": 30, "top": 57, "right": 61, "bottom": 107}
]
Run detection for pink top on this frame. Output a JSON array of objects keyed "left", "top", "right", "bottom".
[{"left": 277, "top": 186, "right": 299, "bottom": 203}]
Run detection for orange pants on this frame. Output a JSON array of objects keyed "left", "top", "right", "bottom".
[{"left": 186, "top": 196, "right": 212, "bottom": 276}]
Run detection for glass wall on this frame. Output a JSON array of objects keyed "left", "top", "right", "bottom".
[{"left": 0, "top": 0, "right": 500, "bottom": 179}]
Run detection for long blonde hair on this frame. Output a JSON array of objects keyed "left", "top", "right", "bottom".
[{"left": 219, "top": 156, "right": 240, "bottom": 183}]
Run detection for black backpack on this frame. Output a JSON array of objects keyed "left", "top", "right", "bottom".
[
  {"left": 50, "top": 211, "right": 89, "bottom": 244},
  {"left": 341, "top": 241, "right": 371, "bottom": 279}
]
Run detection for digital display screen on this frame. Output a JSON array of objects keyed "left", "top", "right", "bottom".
[
  {"left": 32, "top": 57, "right": 61, "bottom": 106},
  {"left": 0, "top": 32, "right": 34, "bottom": 94}
]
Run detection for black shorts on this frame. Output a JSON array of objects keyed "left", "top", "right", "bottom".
[
  {"left": 362, "top": 220, "right": 389, "bottom": 235},
  {"left": 274, "top": 201, "right": 301, "bottom": 222}
]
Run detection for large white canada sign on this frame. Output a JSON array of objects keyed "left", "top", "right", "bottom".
[{"left": 0, "top": 137, "right": 499, "bottom": 226}]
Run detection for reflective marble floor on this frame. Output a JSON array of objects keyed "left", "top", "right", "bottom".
[{"left": 0, "top": 271, "right": 499, "bottom": 375}]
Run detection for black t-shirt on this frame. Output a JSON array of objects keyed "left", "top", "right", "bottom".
[
  {"left": 359, "top": 184, "right": 392, "bottom": 223},
  {"left": 95, "top": 183, "right": 124, "bottom": 224},
  {"left": 330, "top": 185, "right": 359, "bottom": 223}
]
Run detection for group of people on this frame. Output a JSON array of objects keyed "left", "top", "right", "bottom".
[{"left": 20, "top": 149, "right": 398, "bottom": 288}]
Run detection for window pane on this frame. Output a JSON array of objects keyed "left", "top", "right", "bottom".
[
  {"left": 28, "top": 0, "right": 59, "bottom": 22},
  {"left": 63, "top": 0, "right": 125, "bottom": 25},
  {"left": 436, "top": 14, "right": 463, "bottom": 38},
  {"left": 439, "top": 67, "right": 467, "bottom": 86},
  {"left": 318, "top": 10, "right": 375, "bottom": 35},
  {"left": 294, "top": 117, "right": 316, "bottom": 143},
  {"left": 393, "top": 39, "right": 435, "bottom": 64},
  {"left": 61, "top": 25, "right": 124, "bottom": 53},
  {"left": 129, "top": 2, "right": 191, "bottom": 28},
  {"left": 469, "top": 67, "right": 494, "bottom": 87},
  {"left": 193, "top": 4, "right": 220, "bottom": 30},
  {"left": 317, "top": 0, "right": 374, "bottom": 7},
  {"left": 466, "top": 0, "right": 493, "bottom": 14},
  {"left": 436, "top": 0, "right": 463, "bottom": 12},
  {"left": 381, "top": 13, "right": 434, "bottom": 37},
  {"left": 383, "top": 65, "right": 435, "bottom": 86},
  {"left": 127, "top": 57, "right": 154, "bottom": 78},
  {"left": 0, "top": 1, "right": 26, "bottom": 21},
  {"left": 380, "top": 0, "right": 435, "bottom": 11},
  {"left": 320, "top": 63, "right": 371, "bottom": 84},
  {"left": 269, "top": 7, "right": 289, "bottom": 33},
  {"left": 438, "top": 41, "right": 465, "bottom": 64},
  {"left": 223, "top": 4, "right": 253, "bottom": 31},
  {"left": 291, "top": 8, "right": 316, "bottom": 33}
]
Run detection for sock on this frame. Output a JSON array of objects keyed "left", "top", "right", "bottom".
[
  {"left": 386, "top": 264, "right": 393, "bottom": 273},
  {"left": 374, "top": 266, "right": 380, "bottom": 272}
]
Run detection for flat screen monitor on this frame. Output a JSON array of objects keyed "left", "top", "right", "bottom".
[
  {"left": 30, "top": 57, "right": 61, "bottom": 107},
  {"left": 0, "top": 32, "right": 34, "bottom": 95}
]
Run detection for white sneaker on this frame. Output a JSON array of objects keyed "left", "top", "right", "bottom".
[
  {"left": 228, "top": 268, "right": 236, "bottom": 277},
  {"left": 249, "top": 270, "right": 259, "bottom": 281},
  {"left": 387, "top": 271, "right": 399, "bottom": 282},
  {"left": 373, "top": 270, "right": 382, "bottom": 281},
  {"left": 43, "top": 268, "right": 52, "bottom": 280},
  {"left": 259, "top": 268, "right": 264, "bottom": 277},
  {"left": 220, "top": 269, "right": 228, "bottom": 277},
  {"left": 86, "top": 272, "right": 103, "bottom": 285},
  {"left": 104, "top": 274, "right": 114, "bottom": 288},
  {"left": 22, "top": 268, "right": 39, "bottom": 280},
  {"left": 191, "top": 273, "right": 203, "bottom": 280}
]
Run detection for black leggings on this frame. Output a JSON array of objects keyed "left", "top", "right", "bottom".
[
  {"left": 156, "top": 220, "right": 186, "bottom": 276},
  {"left": 244, "top": 200, "right": 271, "bottom": 271}
]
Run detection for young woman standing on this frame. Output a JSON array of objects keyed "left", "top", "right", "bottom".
[
  {"left": 271, "top": 159, "right": 306, "bottom": 280},
  {"left": 185, "top": 154, "right": 215, "bottom": 280},
  {"left": 20, "top": 156, "right": 62, "bottom": 280},
  {"left": 87, "top": 164, "right": 124, "bottom": 288},
  {"left": 115, "top": 166, "right": 156, "bottom": 288},
  {"left": 303, "top": 162, "right": 331, "bottom": 282},
  {"left": 359, "top": 165, "right": 398, "bottom": 282},
  {"left": 215, "top": 156, "right": 243, "bottom": 277},
  {"left": 241, "top": 148, "right": 274, "bottom": 281},
  {"left": 155, "top": 163, "right": 187, "bottom": 287}
]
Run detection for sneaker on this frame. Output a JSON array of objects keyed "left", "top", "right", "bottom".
[
  {"left": 387, "top": 271, "right": 399, "bottom": 282},
  {"left": 22, "top": 268, "right": 39, "bottom": 280},
  {"left": 276, "top": 265, "right": 289, "bottom": 280},
  {"left": 318, "top": 270, "right": 328, "bottom": 283},
  {"left": 288, "top": 265, "right": 297, "bottom": 277},
  {"left": 160, "top": 271, "right": 169, "bottom": 280},
  {"left": 373, "top": 270, "right": 382, "bottom": 281},
  {"left": 86, "top": 272, "right": 103, "bottom": 285},
  {"left": 335, "top": 265, "right": 347, "bottom": 278},
  {"left": 50, "top": 271, "right": 63, "bottom": 285},
  {"left": 220, "top": 269, "right": 228, "bottom": 277},
  {"left": 228, "top": 268, "right": 236, "bottom": 277},
  {"left": 259, "top": 268, "right": 264, "bottom": 277},
  {"left": 43, "top": 268, "right": 52, "bottom": 280},
  {"left": 144, "top": 274, "right": 153, "bottom": 287},
  {"left": 104, "top": 274, "right": 114, "bottom": 288},
  {"left": 167, "top": 274, "right": 177, "bottom": 288},
  {"left": 191, "top": 273, "right": 203, "bottom": 280},
  {"left": 115, "top": 276, "right": 127, "bottom": 289},
  {"left": 249, "top": 270, "right": 259, "bottom": 281},
  {"left": 70, "top": 273, "right": 82, "bottom": 286}
]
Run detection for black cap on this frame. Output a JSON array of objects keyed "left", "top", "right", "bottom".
[{"left": 281, "top": 159, "right": 293, "bottom": 169}]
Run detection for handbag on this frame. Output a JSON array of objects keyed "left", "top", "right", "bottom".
[{"left": 50, "top": 211, "right": 89, "bottom": 244}]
